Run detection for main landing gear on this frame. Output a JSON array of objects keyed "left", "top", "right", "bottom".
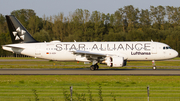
[
  {"left": 90, "top": 64, "right": 99, "bottom": 71},
  {"left": 152, "top": 60, "right": 156, "bottom": 70}
]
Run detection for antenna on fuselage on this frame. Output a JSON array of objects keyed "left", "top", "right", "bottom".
[{"left": 151, "top": 39, "right": 153, "bottom": 42}]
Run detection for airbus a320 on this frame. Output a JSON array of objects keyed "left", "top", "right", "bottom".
[{"left": 2, "top": 15, "right": 178, "bottom": 70}]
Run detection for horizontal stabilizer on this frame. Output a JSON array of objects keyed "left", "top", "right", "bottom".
[
  {"left": 2, "top": 45, "right": 25, "bottom": 54},
  {"left": 2, "top": 45, "right": 25, "bottom": 49}
]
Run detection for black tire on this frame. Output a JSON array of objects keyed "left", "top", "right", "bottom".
[
  {"left": 96, "top": 65, "right": 99, "bottom": 70},
  {"left": 94, "top": 64, "right": 99, "bottom": 70},
  {"left": 90, "top": 65, "right": 95, "bottom": 71}
]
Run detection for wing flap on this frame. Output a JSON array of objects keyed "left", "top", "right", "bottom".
[
  {"left": 72, "top": 50, "right": 108, "bottom": 62},
  {"left": 72, "top": 50, "right": 107, "bottom": 57}
]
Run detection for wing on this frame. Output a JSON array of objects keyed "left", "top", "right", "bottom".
[
  {"left": 72, "top": 50, "right": 107, "bottom": 56},
  {"left": 71, "top": 50, "right": 113, "bottom": 62}
]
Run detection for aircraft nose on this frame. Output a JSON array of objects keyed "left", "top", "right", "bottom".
[{"left": 173, "top": 50, "right": 179, "bottom": 58}]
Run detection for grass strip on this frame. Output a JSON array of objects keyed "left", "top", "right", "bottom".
[{"left": 0, "top": 75, "right": 180, "bottom": 101}]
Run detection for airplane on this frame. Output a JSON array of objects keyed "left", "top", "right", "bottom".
[{"left": 2, "top": 15, "right": 179, "bottom": 70}]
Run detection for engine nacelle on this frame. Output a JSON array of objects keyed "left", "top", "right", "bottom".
[{"left": 105, "top": 56, "right": 126, "bottom": 67}]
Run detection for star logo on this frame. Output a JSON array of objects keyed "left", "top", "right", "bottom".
[{"left": 13, "top": 27, "right": 26, "bottom": 40}]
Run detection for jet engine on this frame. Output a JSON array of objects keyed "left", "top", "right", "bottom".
[{"left": 105, "top": 56, "right": 126, "bottom": 67}]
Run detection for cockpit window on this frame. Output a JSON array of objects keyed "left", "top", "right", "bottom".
[{"left": 163, "top": 46, "right": 171, "bottom": 50}]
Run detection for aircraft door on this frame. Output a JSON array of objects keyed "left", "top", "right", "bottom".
[
  {"left": 35, "top": 45, "right": 42, "bottom": 57},
  {"left": 151, "top": 43, "right": 157, "bottom": 54}
]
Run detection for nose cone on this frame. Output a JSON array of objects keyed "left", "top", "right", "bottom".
[{"left": 173, "top": 50, "right": 179, "bottom": 58}]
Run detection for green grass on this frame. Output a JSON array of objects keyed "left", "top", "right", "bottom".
[
  {"left": 0, "top": 57, "right": 180, "bottom": 69},
  {"left": 0, "top": 75, "right": 180, "bottom": 101},
  {"left": 0, "top": 57, "right": 37, "bottom": 59},
  {"left": 171, "top": 57, "right": 180, "bottom": 60},
  {"left": 0, "top": 57, "right": 180, "bottom": 100},
  {"left": 126, "top": 60, "right": 180, "bottom": 66}
]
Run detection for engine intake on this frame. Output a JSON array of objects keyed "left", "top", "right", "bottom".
[{"left": 105, "top": 56, "right": 126, "bottom": 67}]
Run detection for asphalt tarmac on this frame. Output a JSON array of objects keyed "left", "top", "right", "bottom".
[
  {"left": 0, "top": 59, "right": 179, "bottom": 75},
  {"left": 0, "top": 68, "right": 180, "bottom": 75},
  {"left": 0, "top": 59, "right": 179, "bottom": 61}
]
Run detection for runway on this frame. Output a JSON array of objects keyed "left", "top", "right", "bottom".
[{"left": 0, "top": 68, "right": 180, "bottom": 75}]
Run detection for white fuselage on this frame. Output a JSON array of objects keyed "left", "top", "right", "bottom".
[{"left": 2, "top": 41, "right": 178, "bottom": 61}]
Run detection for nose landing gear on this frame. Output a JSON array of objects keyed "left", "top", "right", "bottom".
[{"left": 152, "top": 60, "right": 156, "bottom": 70}]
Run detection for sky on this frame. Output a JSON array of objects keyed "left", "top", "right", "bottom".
[{"left": 1, "top": 0, "right": 180, "bottom": 17}]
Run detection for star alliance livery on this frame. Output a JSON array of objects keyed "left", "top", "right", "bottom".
[{"left": 2, "top": 15, "right": 179, "bottom": 70}]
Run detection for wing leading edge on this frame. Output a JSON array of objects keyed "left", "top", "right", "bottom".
[{"left": 72, "top": 50, "right": 108, "bottom": 57}]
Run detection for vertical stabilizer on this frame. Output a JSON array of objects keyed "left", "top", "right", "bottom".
[{"left": 5, "top": 15, "right": 37, "bottom": 43}]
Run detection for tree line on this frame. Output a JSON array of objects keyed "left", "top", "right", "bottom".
[{"left": 0, "top": 5, "right": 180, "bottom": 56}]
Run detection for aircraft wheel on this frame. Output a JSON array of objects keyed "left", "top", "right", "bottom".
[
  {"left": 94, "top": 64, "right": 99, "bottom": 70},
  {"left": 90, "top": 65, "right": 95, "bottom": 71},
  {"left": 152, "top": 66, "right": 156, "bottom": 70},
  {"left": 96, "top": 65, "right": 99, "bottom": 70}
]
